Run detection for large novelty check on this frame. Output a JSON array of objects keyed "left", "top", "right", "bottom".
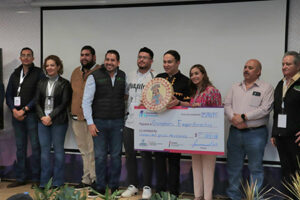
[{"left": 134, "top": 107, "right": 224, "bottom": 155}]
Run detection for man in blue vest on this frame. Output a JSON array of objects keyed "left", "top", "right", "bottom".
[{"left": 82, "top": 50, "right": 127, "bottom": 197}]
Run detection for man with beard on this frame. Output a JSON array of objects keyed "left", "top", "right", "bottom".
[
  {"left": 121, "top": 47, "right": 156, "bottom": 199},
  {"left": 224, "top": 59, "right": 274, "bottom": 200},
  {"left": 70, "top": 46, "right": 101, "bottom": 189},
  {"left": 82, "top": 50, "right": 127, "bottom": 197}
]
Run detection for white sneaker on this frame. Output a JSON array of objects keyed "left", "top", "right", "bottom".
[
  {"left": 121, "top": 185, "right": 138, "bottom": 197},
  {"left": 142, "top": 186, "right": 152, "bottom": 199}
]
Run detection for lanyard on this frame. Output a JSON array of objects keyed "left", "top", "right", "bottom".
[
  {"left": 47, "top": 77, "right": 59, "bottom": 96},
  {"left": 17, "top": 69, "right": 27, "bottom": 96}
]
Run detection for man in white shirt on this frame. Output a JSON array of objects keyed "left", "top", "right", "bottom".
[{"left": 121, "top": 47, "right": 156, "bottom": 199}]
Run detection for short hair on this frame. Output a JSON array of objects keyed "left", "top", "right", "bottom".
[
  {"left": 105, "top": 50, "right": 120, "bottom": 61},
  {"left": 81, "top": 45, "right": 95, "bottom": 56},
  {"left": 20, "top": 47, "right": 34, "bottom": 57},
  {"left": 164, "top": 50, "right": 180, "bottom": 62},
  {"left": 139, "top": 47, "right": 154, "bottom": 59},
  {"left": 43, "top": 55, "right": 64, "bottom": 75},
  {"left": 283, "top": 51, "right": 300, "bottom": 65}
]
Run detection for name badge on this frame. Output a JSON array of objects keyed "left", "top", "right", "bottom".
[
  {"left": 14, "top": 97, "right": 21, "bottom": 106},
  {"left": 277, "top": 114, "right": 287, "bottom": 128},
  {"left": 45, "top": 96, "right": 54, "bottom": 116}
]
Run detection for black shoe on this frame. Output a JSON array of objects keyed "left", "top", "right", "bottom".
[
  {"left": 31, "top": 182, "right": 40, "bottom": 189},
  {"left": 7, "top": 181, "right": 26, "bottom": 188},
  {"left": 88, "top": 189, "right": 105, "bottom": 198},
  {"left": 74, "top": 182, "right": 90, "bottom": 190}
]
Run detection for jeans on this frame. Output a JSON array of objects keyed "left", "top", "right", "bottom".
[
  {"left": 93, "top": 118, "right": 124, "bottom": 190},
  {"left": 38, "top": 122, "right": 68, "bottom": 187},
  {"left": 123, "top": 126, "right": 153, "bottom": 187},
  {"left": 12, "top": 112, "right": 40, "bottom": 182},
  {"left": 226, "top": 126, "right": 268, "bottom": 200}
]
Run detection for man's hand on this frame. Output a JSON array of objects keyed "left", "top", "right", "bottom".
[
  {"left": 41, "top": 116, "right": 52, "bottom": 126},
  {"left": 12, "top": 108, "right": 25, "bottom": 121},
  {"left": 232, "top": 113, "right": 244, "bottom": 126},
  {"left": 88, "top": 124, "right": 99, "bottom": 137},
  {"left": 167, "top": 96, "right": 179, "bottom": 109},
  {"left": 270, "top": 137, "right": 276, "bottom": 147},
  {"left": 295, "top": 131, "right": 300, "bottom": 146}
]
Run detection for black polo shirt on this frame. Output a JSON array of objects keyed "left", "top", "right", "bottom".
[{"left": 156, "top": 71, "right": 190, "bottom": 102}]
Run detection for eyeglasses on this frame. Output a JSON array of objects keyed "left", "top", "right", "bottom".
[
  {"left": 137, "top": 56, "right": 151, "bottom": 60},
  {"left": 20, "top": 54, "right": 33, "bottom": 58}
]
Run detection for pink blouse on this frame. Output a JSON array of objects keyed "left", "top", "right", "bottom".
[{"left": 190, "top": 85, "right": 222, "bottom": 107}]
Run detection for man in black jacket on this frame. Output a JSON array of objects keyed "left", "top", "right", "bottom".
[
  {"left": 271, "top": 51, "right": 300, "bottom": 188},
  {"left": 154, "top": 50, "right": 190, "bottom": 196},
  {"left": 6, "top": 47, "right": 44, "bottom": 188}
]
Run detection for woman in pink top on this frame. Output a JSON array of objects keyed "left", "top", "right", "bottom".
[{"left": 181, "top": 64, "right": 221, "bottom": 200}]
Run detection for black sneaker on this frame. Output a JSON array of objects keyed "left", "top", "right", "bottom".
[
  {"left": 7, "top": 181, "right": 26, "bottom": 188},
  {"left": 88, "top": 188, "right": 105, "bottom": 198},
  {"left": 74, "top": 182, "right": 90, "bottom": 190},
  {"left": 88, "top": 190, "right": 99, "bottom": 198}
]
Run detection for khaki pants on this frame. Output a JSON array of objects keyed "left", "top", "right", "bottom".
[
  {"left": 192, "top": 154, "right": 216, "bottom": 200},
  {"left": 72, "top": 120, "right": 96, "bottom": 184}
]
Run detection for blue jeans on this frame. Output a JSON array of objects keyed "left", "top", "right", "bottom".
[
  {"left": 38, "top": 122, "right": 68, "bottom": 187},
  {"left": 12, "top": 112, "right": 40, "bottom": 182},
  {"left": 226, "top": 126, "right": 268, "bottom": 200},
  {"left": 93, "top": 118, "right": 124, "bottom": 190}
]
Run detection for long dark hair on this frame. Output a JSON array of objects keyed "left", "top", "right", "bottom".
[{"left": 189, "top": 64, "right": 213, "bottom": 97}]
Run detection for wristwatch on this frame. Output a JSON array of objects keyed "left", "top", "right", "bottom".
[
  {"left": 241, "top": 114, "right": 246, "bottom": 121},
  {"left": 22, "top": 107, "right": 27, "bottom": 114}
]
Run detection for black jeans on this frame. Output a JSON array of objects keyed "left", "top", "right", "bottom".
[
  {"left": 154, "top": 152, "right": 180, "bottom": 196},
  {"left": 123, "top": 126, "right": 153, "bottom": 187}
]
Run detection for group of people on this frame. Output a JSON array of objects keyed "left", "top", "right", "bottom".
[{"left": 3, "top": 45, "right": 300, "bottom": 200}]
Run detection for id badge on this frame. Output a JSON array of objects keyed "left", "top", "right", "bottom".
[
  {"left": 14, "top": 96, "right": 21, "bottom": 106},
  {"left": 277, "top": 114, "right": 287, "bottom": 128},
  {"left": 45, "top": 96, "right": 54, "bottom": 116}
]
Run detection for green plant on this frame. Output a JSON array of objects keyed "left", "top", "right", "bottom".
[
  {"left": 275, "top": 170, "right": 300, "bottom": 200},
  {"left": 150, "top": 191, "right": 190, "bottom": 200},
  {"left": 33, "top": 178, "right": 87, "bottom": 200},
  {"left": 90, "top": 186, "right": 124, "bottom": 200},
  {"left": 33, "top": 178, "right": 58, "bottom": 200},
  {"left": 241, "top": 180, "right": 272, "bottom": 200},
  {"left": 273, "top": 157, "right": 300, "bottom": 200},
  {"left": 54, "top": 184, "right": 87, "bottom": 200}
]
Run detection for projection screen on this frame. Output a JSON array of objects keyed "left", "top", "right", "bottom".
[{"left": 42, "top": 0, "right": 287, "bottom": 162}]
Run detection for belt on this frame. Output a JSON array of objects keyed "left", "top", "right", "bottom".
[
  {"left": 71, "top": 115, "right": 86, "bottom": 121},
  {"left": 231, "top": 125, "right": 266, "bottom": 132}
]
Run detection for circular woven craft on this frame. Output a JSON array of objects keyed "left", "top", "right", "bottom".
[{"left": 142, "top": 77, "right": 174, "bottom": 113}]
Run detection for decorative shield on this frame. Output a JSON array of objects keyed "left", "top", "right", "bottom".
[{"left": 142, "top": 77, "right": 174, "bottom": 113}]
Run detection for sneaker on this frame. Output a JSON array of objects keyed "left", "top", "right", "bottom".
[
  {"left": 142, "top": 186, "right": 152, "bottom": 199},
  {"left": 88, "top": 190, "right": 99, "bottom": 198},
  {"left": 88, "top": 188, "right": 105, "bottom": 198},
  {"left": 74, "top": 182, "right": 90, "bottom": 190},
  {"left": 121, "top": 185, "right": 138, "bottom": 197},
  {"left": 7, "top": 181, "right": 26, "bottom": 188}
]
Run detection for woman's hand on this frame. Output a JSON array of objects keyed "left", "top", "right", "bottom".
[
  {"left": 41, "top": 116, "right": 52, "bottom": 126},
  {"left": 191, "top": 103, "right": 200, "bottom": 107}
]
